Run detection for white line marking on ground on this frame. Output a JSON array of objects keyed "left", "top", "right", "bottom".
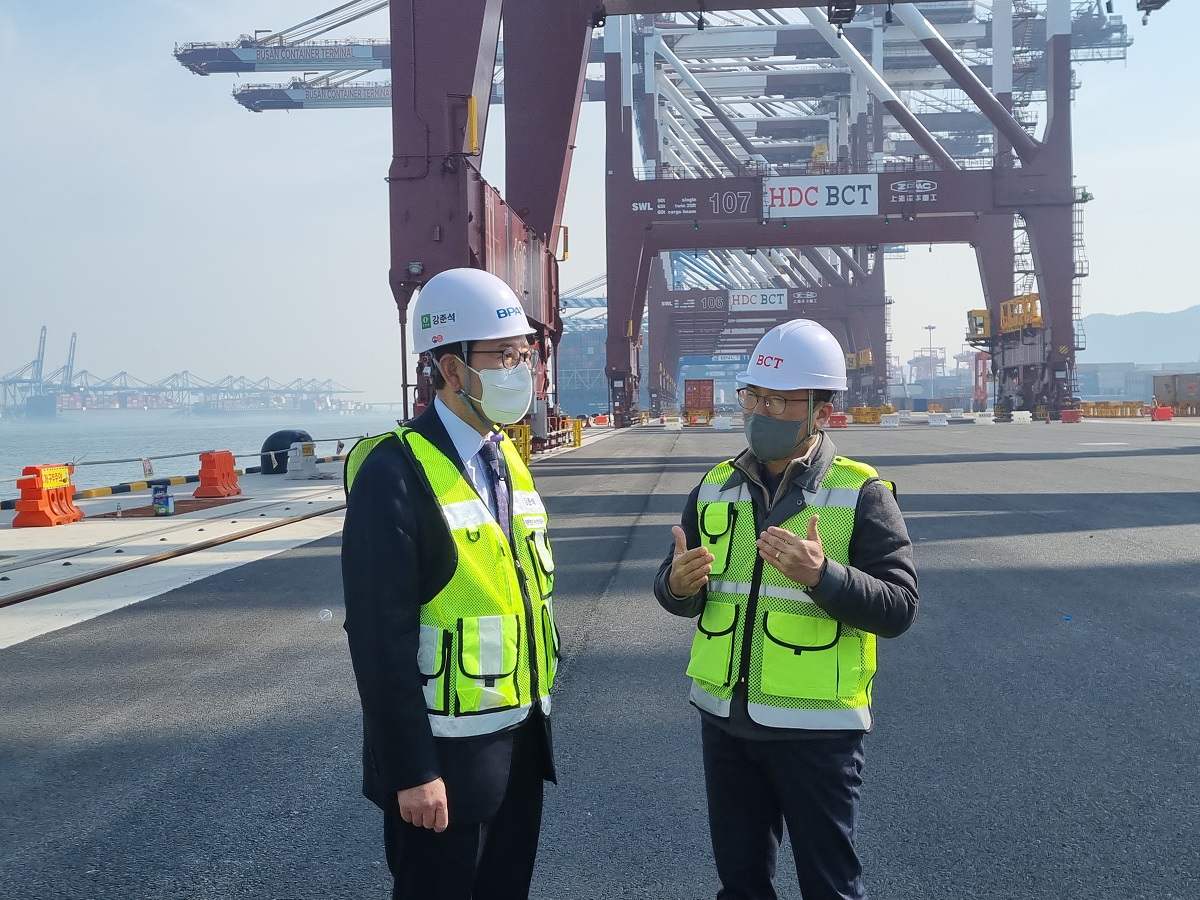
[{"left": 0, "top": 512, "right": 345, "bottom": 650}]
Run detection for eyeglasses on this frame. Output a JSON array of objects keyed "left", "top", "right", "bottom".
[
  {"left": 470, "top": 346, "right": 540, "bottom": 370},
  {"left": 737, "top": 388, "right": 810, "bottom": 416}
]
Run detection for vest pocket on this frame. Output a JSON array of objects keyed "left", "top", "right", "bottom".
[
  {"left": 836, "top": 631, "right": 865, "bottom": 699},
  {"left": 760, "top": 611, "right": 840, "bottom": 700},
  {"left": 457, "top": 614, "right": 522, "bottom": 713},
  {"left": 686, "top": 600, "right": 739, "bottom": 688},
  {"left": 417, "top": 624, "right": 451, "bottom": 715},
  {"left": 526, "top": 529, "right": 555, "bottom": 599},
  {"left": 541, "top": 602, "right": 561, "bottom": 689},
  {"left": 699, "top": 502, "right": 736, "bottom": 576}
]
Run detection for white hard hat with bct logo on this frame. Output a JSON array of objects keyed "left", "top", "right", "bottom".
[
  {"left": 410, "top": 268, "right": 534, "bottom": 354},
  {"left": 737, "top": 319, "right": 849, "bottom": 392}
]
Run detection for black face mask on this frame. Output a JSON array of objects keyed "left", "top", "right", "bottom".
[{"left": 744, "top": 411, "right": 815, "bottom": 462}]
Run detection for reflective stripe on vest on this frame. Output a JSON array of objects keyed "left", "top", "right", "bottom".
[
  {"left": 346, "top": 428, "right": 560, "bottom": 738},
  {"left": 687, "top": 455, "right": 882, "bottom": 731}
]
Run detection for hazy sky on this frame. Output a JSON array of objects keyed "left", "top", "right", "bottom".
[{"left": 1, "top": 2, "right": 1191, "bottom": 401}]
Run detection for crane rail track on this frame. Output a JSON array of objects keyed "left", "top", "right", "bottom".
[{"left": 0, "top": 503, "right": 345, "bottom": 610}]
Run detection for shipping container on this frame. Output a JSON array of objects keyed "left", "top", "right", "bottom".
[
  {"left": 1153, "top": 373, "right": 1200, "bottom": 406},
  {"left": 684, "top": 378, "right": 715, "bottom": 423},
  {"left": 1184, "top": 375, "right": 1200, "bottom": 404}
]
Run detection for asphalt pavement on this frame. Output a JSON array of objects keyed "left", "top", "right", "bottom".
[{"left": 2, "top": 419, "right": 1198, "bottom": 899}]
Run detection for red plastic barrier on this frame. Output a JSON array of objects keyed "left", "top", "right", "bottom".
[
  {"left": 1151, "top": 407, "right": 1173, "bottom": 422},
  {"left": 828, "top": 413, "right": 849, "bottom": 428},
  {"left": 13, "top": 464, "right": 85, "bottom": 527},
  {"left": 1059, "top": 410, "right": 1082, "bottom": 424},
  {"left": 194, "top": 450, "right": 242, "bottom": 498}
]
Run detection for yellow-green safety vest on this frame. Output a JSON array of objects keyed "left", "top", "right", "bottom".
[
  {"left": 688, "top": 455, "right": 883, "bottom": 731},
  {"left": 346, "top": 428, "right": 560, "bottom": 738}
]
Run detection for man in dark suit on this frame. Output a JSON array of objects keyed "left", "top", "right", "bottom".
[{"left": 342, "top": 268, "right": 560, "bottom": 900}]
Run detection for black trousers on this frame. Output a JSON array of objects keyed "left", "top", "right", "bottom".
[
  {"left": 384, "top": 720, "right": 546, "bottom": 900},
  {"left": 701, "top": 719, "right": 867, "bottom": 900}
]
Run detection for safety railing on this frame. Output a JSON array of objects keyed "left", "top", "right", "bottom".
[
  {"left": 503, "top": 424, "right": 533, "bottom": 464},
  {"left": 175, "top": 37, "right": 387, "bottom": 51},
  {"left": 1, "top": 435, "right": 360, "bottom": 515},
  {"left": 534, "top": 417, "right": 582, "bottom": 454},
  {"left": 1078, "top": 401, "right": 1148, "bottom": 418}
]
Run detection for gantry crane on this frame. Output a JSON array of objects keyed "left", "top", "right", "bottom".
[
  {"left": 41, "top": 333, "right": 77, "bottom": 391},
  {"left": 1, "top": 326, "right": 48, "bottom": 410}
]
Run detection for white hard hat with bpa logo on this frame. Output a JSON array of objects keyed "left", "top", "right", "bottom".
[
  {"left": 737, "top": 319, "right": 849, "bottom": 392},
  {"left": 411, "top": 268, "right": 534, "bottom": 353}
]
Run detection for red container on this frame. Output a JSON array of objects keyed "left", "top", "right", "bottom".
[{"left": 683, "top": 379, "right": 715, "bottom": 413}]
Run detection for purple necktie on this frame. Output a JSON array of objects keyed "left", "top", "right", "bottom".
[{"left": 478, "top": 440, "right": 511, "bottom": 541}]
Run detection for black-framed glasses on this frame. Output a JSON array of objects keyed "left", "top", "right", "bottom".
[
  {"left": 470, "top": 346, "right": 540, "bottom": 370},
  {"left": 737, "top": 388, "right": 808, "bottom": 416}
]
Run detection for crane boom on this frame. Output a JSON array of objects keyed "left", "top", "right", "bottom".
[
  {"left": 175, "top": 39, "right": 388, "bottom": 75},
  {"left": 175, "top": 0, "right": 389, "bottom": 75},
  {"left": 232, "top": 73, "right": 607, "bottom": 112},
  {"left": 234, "top": 78, "right": 391, "bottom": 112}
]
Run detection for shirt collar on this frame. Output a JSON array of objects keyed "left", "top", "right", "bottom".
[
  {"left": 433, "top": 396, "right": 492, "bottom": 465},
  {"left": 728, "top": 431, "right": 833, "bottom": 498}
]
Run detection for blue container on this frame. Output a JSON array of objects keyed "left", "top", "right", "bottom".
[{"left": 913, "top": 398, "right": 928, "bottom": 413}]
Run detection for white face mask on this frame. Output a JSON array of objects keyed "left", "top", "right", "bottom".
[{"left": 464, "top": 363, "right": 534, "bottom": 426}]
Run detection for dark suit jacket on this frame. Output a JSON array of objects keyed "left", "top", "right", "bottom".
[{"left": 341, "top": 405, "right": 554, "bottom": 823}]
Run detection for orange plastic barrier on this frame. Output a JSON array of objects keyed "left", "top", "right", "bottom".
[
  {"left": 594, "top": 414, "right": 610, "bottom": 425},
  {"left": 193, "top": 450, "right": 242, "bottom": 498},
  {"left": 13, "top": 464, "right": 85, "bottom": 527},
  {"left": 828, "top": 413, "right": 849, "bottom": 428},
  {"left": 1059, "top": 410, "right": 1082, "bottom": 424}
]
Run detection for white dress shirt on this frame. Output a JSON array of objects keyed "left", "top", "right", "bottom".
[{"left": 433, "top": 396, "right": 502, "bottom": 518}]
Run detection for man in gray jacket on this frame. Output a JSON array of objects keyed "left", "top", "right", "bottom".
[{"left": 654, "top": 320, "right": 918, "bottom": 900}]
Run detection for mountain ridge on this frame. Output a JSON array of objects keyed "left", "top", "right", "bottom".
[{"left": 1079, "top": 304, "right": 1200, "bottom": 366}]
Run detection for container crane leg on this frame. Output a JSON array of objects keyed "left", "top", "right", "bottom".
[{"left": 387, "top": 0, "right": 570, "bottom": 422}]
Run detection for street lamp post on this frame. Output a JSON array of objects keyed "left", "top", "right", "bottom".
[{"left": 924, "top": 324, "right": 936, "bottom": 402}]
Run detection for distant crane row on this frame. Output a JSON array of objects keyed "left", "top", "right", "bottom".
[{"left": 0, "top": 327, "right": 359, "bottom": 415}]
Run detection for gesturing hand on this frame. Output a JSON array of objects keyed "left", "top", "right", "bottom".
[
  {"left": 397, "top": 778, "right": 449, "bottom": 832},
  {"left": 756, "top": 514, "right": 827, "bottom": 589},
  {"left": 668, "top": 525, "right": 715, "bottom": 598}
]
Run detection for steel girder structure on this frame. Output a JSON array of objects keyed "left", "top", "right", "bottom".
[
  {"left": 211, "top": 4, "right": 1129, "bottom": 115},
  {"left": 604, "top": 1, "right": 1096, "bottom": 420},
  {"left": 610, "top": 6, "right": 973, "bottom": 416},
  {"left": 630, "top": 11, "right": 976, "bottom": 410},
  {"left": 389, "top": 0, "right": 1120, "bottom": 421},
  {"left": 385, "top": 1, "right": 986, "bottom": 421}
]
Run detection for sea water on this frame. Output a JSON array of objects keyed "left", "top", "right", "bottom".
[{"left": 0, "top": 409, "right": 404, "bottom": 495}]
